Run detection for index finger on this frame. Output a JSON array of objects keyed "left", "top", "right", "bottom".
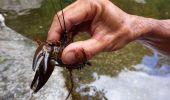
[{"left": 47, "top": 0, "right": 95, "bottom": 41}]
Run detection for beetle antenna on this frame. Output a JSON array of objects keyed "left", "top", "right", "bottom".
[
  {"left": 49, "top": 0, "right": 64, "bottom": 31},
  {"left": 60, "top": 0, "right": 66, "bottom": 32}
]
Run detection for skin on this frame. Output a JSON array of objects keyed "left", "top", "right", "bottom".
[{"left": 47, "top": 0, "right": 170, "bottom": 64}]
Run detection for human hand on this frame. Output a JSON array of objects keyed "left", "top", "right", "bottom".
[{"left": 47, "top": 0, "right": 152, "bottom": 64}]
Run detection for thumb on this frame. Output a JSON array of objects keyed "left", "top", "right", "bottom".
[{"left": 62, "top": 38, "right": 106, "bottom": 64}]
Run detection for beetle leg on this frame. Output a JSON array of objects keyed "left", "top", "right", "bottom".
[
  {"left": 32, "top": 59, "right": 55, "bottom": 93},
  {"left": 33, "top": 61, "right": 45, "bottom": 93},
  {"left": 51, "top": 59, "right": 60, "bottom": 67},
  {"left": 34, "top": 55, "right": 44, "bottom": 71},
  {"left": 54, "top": 61, "right": 60, "bottom": 66},
  {"left": 30, "top": 69, "right": 39, "bottom": 90},
  {"left": 86, "top": 61, "right": 92, "bottom": 66},
  {"left": 32, "top": 50, "right": 43, "bottom": 71},
  {"left": 35, "top": 39, "right": 42, "bottom": 46},
  {"left": 44, "top": 51, "right": 49, "bottom": 73},
  {"left": 32, "top": 43, "right": 45, "bottom": 71},
  {"left": 31, "top": 57, "right": 45, "bottom": 93}
]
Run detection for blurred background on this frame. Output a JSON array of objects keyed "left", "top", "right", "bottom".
[{"left": 0, "top": 0, "right": 170, "bottom": 100}]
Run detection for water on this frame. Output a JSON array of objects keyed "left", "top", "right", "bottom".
[
  {"left": 0, "top": 0, "right": 170, "bottom": 100},
  {"left": 77, "top": 52, "right": 170, "bottom": 100}
]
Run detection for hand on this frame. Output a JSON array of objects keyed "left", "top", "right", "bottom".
[{"left": 47, "top": 0, "right": 152, "bottom": 64}]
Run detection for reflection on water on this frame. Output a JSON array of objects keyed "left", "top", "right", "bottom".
[
  {"left": 141, "top": 52, "right": 159, "bottom": 68},
  {"left": 77, "top": 52, "right": 170, "bottom": 100},
  {"left": 0, "top": 0, "right": 170, "bottom": 100},
  {"left": 135, "top": 51, "right": 170, "bottom": 76}
]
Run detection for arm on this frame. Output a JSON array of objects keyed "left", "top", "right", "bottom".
[
  {"left": 47, "top": 0, "right": 170, "bottom": 64},
  {"left": 99, "top": 13, "right": 170, "bottom": 56},
  {"left": 132, "top": 17, "right": 170, "bottom": 56}
]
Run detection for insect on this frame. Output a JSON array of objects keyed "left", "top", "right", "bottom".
[{"left": 30, "top": 0, "right": 91, "bottom": 99}]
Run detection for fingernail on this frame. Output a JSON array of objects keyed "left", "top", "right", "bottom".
[{"left": 63, "top": 51, "right": 76, "bottom": 64}]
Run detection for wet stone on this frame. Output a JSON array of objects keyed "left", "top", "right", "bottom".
[{"left": 0, "top": 26, "right": 70, "bottom": 100}]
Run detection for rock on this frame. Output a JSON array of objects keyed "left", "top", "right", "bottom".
[
  {"left": 0, "top": 25, "right": 70, "bottom": 99},
  {"left": 0, "top": 0, "right": 42, "bottom": 15},
  {"left": 135, "top": 0, "right": 146, "bottom": 4}
]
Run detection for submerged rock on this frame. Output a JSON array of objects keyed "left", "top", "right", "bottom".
[
  {"left": 135, "top": 0, "right": 146, "bottom": 4},
  {"left": 0, "top": 0, "right": 42, "bottom": 15},
  {"left": 0, "top": 19, "right": 70, "bottom": 100}
]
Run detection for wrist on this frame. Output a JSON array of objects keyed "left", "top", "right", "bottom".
[{"left": 126, "top": 15, "right": 156, "bottom": 40}]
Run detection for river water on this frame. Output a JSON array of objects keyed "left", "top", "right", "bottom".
[{"left": 0, "top": 0, "right": 170, "bottom": 100}]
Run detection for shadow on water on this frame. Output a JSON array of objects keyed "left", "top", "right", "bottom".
[{"left": 0, "top": 0, "right": 170, "bottom": 99}]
